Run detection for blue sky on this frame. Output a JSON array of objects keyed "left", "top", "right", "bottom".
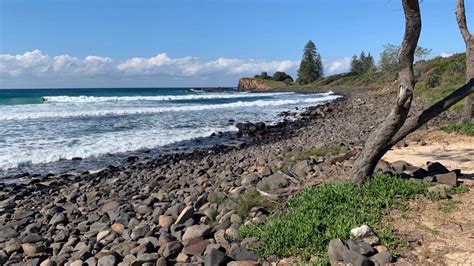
[{"left": 0, "top": 0, "right": 473, "bottom": 88}]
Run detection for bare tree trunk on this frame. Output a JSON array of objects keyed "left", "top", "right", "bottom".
[
  {"left": 350, "top": 0, "right": 422, "bottom": 182},
  {"left": 456, "top": 0, "right": 474, "bottom": 122},
  {"left": 388, "top": 79, "right": 474, "bottom": 147}
]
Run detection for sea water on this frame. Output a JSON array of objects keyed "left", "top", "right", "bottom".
[{"left": 0, "top": 87, "right": 341, "bottom": 177}]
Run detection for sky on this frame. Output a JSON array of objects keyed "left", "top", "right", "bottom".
[{"left": 0, "top": 0, "right": 473, "bottom": 89}]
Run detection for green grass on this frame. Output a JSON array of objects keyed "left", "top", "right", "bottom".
[
  {"left": 441, "top": 122, "right": 474, "bottom": 136},
  {"left": 235, "top": 189, "right": 277, "bottom": 218},
  {"left": 446, "top": 185, "right": 470, "bottom": 195},
  {"left": 283, "top": 146, "right": 341, "bottom": 162},
  {"left": 240, "top": 174, "right": 427, "bottom": 260},
  {"left": 439, "top": 200, "right": 461, "bottom": 214}
]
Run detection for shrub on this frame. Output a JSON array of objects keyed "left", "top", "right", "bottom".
[
  {"left": 241, "top": 174, "right": 427, "bottom": 259},
  {"left": 425, "top": 75, "right": 441, "bottom": 88}
]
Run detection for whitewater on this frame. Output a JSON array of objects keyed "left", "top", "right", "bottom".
[{"left": 0, "top": 88, "right": 341, "bottom": 176}]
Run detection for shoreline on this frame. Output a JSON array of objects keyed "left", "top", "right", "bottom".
[
  {"left": 1, "top": 88, "right": 461, "bottom": 265},
  {"left": 0, "top": 89, "right": 345, "bottom": 183}
]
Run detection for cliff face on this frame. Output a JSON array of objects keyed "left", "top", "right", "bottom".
[{"left": 237, "top": 78, "right": 274, "bottom": 92}]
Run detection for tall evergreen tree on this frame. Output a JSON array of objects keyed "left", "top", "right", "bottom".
[{"left": 297, "top": 40, "right": 323, "bottom": 84}]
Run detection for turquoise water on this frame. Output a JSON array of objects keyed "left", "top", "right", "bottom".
[{"left": 0, "top": 87, "right": 341, "bottom": 177}]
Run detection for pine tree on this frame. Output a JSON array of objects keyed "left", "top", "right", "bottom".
[{"left": 297, "top": 40, "right": 323, "bottom": 84}]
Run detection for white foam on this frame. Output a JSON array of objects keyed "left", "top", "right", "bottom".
[
  {"left": 0, "top": 126, "right": 236, "bottom": 170},
  {"left": 42, "top": 92, "right": 296, "bottom": 103},
  {"left": 0, "top": 94, "right": 341, "bottom": 121}
]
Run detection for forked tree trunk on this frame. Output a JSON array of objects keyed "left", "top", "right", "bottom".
[
  {"left": 349, "top": 0, "right": 422, "bottom": 182},
  {"left": 456, "top": 0, "right": 474, "bottom": 122},
  {"left": 388, "top": 79, "right": 474, "bottom": 147}
]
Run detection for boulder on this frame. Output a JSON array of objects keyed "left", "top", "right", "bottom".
[
  {"left": 182, "top": 224, "right": 212, "bottom": 241},
  {"left": 346, "top": 239, "right": 375, "bottom": 256},
  {"left": 435, "top": 172, "right": 458, "bottom": 186},
  {"left": 427, "top": 161, "right": 450, "bottom": 175},
  {"left": 328, "top": 239, "right": 348, "bottom": 261},
  {"left": 342, "top": 249, "right": 372, "bottom": 266},
  {"left": 350, "top": 225, "right": 373, "bottom": 238},
  {"left": 256, "top": 172, "right": 289, "bottom": 191}
]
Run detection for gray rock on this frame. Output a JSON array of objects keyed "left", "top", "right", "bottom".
[
  {"left": 182, "top": 224, "right": 212, "bottom": 241},
  {"left": 135, "top": 253, "right": 158, "bottom": 264},
  {"left": 370, "top": 250, "right": 392, "bottom": 265},
  {"left": 428, "top": 184, "right": 449, "bottom": 199},
  {"left": 346, "top": 239, "right": 375, "bottom": 256},
  {"left": 204, "top": 248, "right": 230, "bottom": 266},
  {"left": 256, "top": 172, "right": 289, "bottom": 191},
  {"left": 241, "top": 174, "right": 259, "bottom": 186},
  {"left": 22, "top": 234, "right": 45, "bottom": 244},
  {"left": 0, "top": 226, "right": 19, "bottom": 241},
  {"left": 328, "top": 239, "right": 348, "bottom": 261},
  {"left": 228, "top": 247, "right": 258, "bottom": 261},
  {"left": 49, "top": 213, "right": 67, "bottom": 226},
  {"left": 291, "top": 160, "right": 312, "bottom": 178},
  {"left": 175, "top": 207, "right": 194, "bottom": 225},
  {"left": 162, "top": 241, "right": 183, "bottom": 258},
  {"left": 435, "top": 172, "right": 458, "bottom": 186},
  {"left": 5, "top": 238, "right": 21, "bottom": 254},
  {"left": 98, "top": 255, "right": 117, "bottom": 266},
  {"left": 131, "top": 224, "right": 150, "bottom": 240},
  {"left": 342, "top": 249, "right": 373, "bottom": 266},
  {"left": 156, "top": 257, "right": 167, "bottom": 266}
]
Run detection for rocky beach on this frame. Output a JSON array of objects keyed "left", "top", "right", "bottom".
[{"left": 0, "top": 88, "right": 467, "bottom": 265}]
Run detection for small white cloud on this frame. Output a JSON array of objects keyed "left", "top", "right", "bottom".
[
  {"left": 440, "top": 52, "right": 454, "bottom": 58},
  {"left": 324, "top": 57, "right": 352, "bottom": 76}
]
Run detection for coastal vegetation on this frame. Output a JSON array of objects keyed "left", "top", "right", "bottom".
[
  {"left": 241, "top": 174, "right": 427, "bottom": 259},
  {"left": 297, "top": 40, "right": 324, "bottom": 84}
]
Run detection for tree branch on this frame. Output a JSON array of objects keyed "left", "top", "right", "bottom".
[
  {"left": 388, "top": 78, "right": 474, "bottom": 147},
  {"left": 456, "top": 0, "right": 472, "bottom": 42}
]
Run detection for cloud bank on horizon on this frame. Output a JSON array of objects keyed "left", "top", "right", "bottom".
[{"left": 0, "top": 50, "right": 352, "bottom": 88}]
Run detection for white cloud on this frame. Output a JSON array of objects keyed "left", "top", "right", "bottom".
[
  {"left": 324, "top": 57, "right": 352, "bottom": 76},
  {"left": 440, "top": 52, "right": 454, "bottom": 58},
  {"left": 0, "top": 49, "right": 351, "bottom": 88}
]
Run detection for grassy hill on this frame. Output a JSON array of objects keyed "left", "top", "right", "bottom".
[{"left": 245, "top": 53, "right": 467, "bottom": 112}]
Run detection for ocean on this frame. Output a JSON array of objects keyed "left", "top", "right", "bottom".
[{"left": 0, "top": 87, "right": 341, "bottom": 178}]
